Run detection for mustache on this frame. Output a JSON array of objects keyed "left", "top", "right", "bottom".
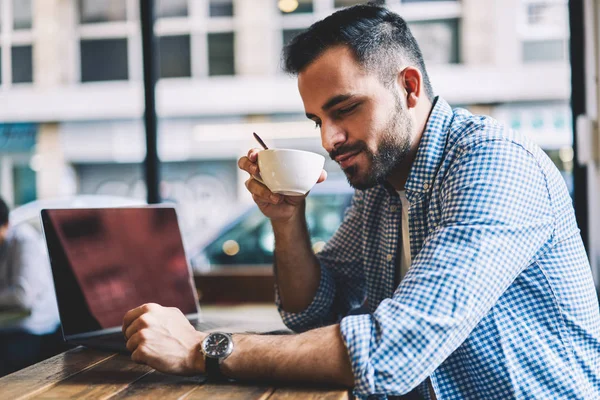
[{"left": 329, "top": 142, "right": 368, "bottom": 161}]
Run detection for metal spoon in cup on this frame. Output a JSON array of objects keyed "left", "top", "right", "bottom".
[{"left": 253, "top": 132, "right": 269, "bottom": 150}]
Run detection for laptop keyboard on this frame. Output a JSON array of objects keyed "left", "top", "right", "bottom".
[{"left": 193, "top": 320, "right": 224, "bottom": 331}]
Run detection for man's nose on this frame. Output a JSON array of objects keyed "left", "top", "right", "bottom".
[{"left": 321, "top": 121, "right": 346, "bottom": 154}]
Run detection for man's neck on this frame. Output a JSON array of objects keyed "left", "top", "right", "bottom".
[{"left": 387, "top": 98, "right": 435, "bottom": 191}]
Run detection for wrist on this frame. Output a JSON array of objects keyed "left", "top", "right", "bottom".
[
  {"left": 272, "top": 205, "right": 306, "bottom": 232},
  {"left": 192, "top": 332, "right": 208, "bottom": 374}
]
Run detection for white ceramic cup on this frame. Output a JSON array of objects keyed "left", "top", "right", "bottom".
[{"left": 256, "top": 149, "right": 325, "bottom": 196}]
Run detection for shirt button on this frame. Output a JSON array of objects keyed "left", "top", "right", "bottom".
[
  {"left": 423, "top": 183, "right": 430, "bottom": 190},
  {"left": 386, "top": 254, "right": 393, "bottom": 262},
  {"left": 390, "top": 205, "right": 398, "bottom": 212}
]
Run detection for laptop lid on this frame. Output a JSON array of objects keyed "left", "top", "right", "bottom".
[{"left": 40, "top": 206, "right": 200, "bottom": 340}]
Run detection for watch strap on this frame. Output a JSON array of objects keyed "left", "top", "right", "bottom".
[{"left": 204, "top": 356, "right": 228, "bottom": 381}]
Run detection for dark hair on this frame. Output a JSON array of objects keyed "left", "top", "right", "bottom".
[
  {"left": 0, "top": 197, "right": 8, "bottom": 226},
  {"left": 283, "top": 3, "right": 434, "bottom": 100}
]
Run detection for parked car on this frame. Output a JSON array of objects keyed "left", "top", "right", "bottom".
[
  {"left": 189, "top": 180, "right": 353, "bottom": 272},
  {"left": 9, "top": 183, "right": 355, "bottom": 274},
  {"left": 8, "top": 195, "right": 146, "bottom": 231}
]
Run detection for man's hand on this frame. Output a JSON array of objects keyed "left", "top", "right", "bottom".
[
  {"left": 122, "top": 303, "right": 206, "bottom": 375},
  {"left": 238, "top": 148, "right": 327, "bottom": 222}
]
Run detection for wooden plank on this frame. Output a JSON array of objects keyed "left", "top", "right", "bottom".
[
  {"left": 268, "top": 386, "right": 351, "bottom": 400},
  {"left": 0, "top": 347, "right": 115, "bottom": 400},
  {"left": 33, "top": 353, "right": 153, "bottom": 400},
  {"left": 184, "top": 382, "right": 274, "bottom": 400},
  {"left": 110, "top": 371, "right": 206, "bottom": 399}
]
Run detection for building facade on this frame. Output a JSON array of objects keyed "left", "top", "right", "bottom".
[{"left": 0, "top": 0, "right": 571, "bottom": 243}]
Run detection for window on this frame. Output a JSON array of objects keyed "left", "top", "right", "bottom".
[
  {"left": 80, "top": 39, "right": 129, "bottom": 82},
  {"left": 13, "top": 0, "right": 32, "bottom": 30},
  {"left": 156, "top": 0, "right": 188, "bottom": 18},
  {"left": 210, "top": 0, "right": 234, "bottom": 17},
  {"left": 208, "top": 33, "right": 235, "bottom": 76},
  {"left": 11, "top": 45, "right": 32, "bottom": 83},
  {"left": 402, "top": 0, "right": 458, "bottom": 2},
  {"left": 279, "top": 0, "right": 313, "bottom": 14},
  {"left": 334, "top": 0, "right": 364, "bottom": 8},
  {"left": 519, "top": 1, "right": 569, "bottom": 63},
  {"left": 78, "top": 0, "right": 126, "bottom": 23},
  {"left": 77, "top": 0, "right": 135, "bottom": 83},
  {"left": 526, "top": 2, "right": 565, "bottom": 27},
  {"left": 158, "top": 35, "right": 191, "bottom": 78},
  {"left": 1, "top": 0, "right": 34, "bottom": 86},
  {"left": 522, "top": 39, "right": 567, "bottom": 62},
  {"left": 409, "top": 19, "right": 460, "bottom": 64}
]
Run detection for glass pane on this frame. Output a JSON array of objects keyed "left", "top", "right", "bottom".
[
  {"left": 79, "top": 0, "right": 127, "bottom": 23},
  {"left": 13, "top": 0, "right": 32, "bottom": 30},
  {"left": 159, "top": 35, "right": 191, "bottom": 78},
  {"left": 80, "top": 39, "right": 129, "bottom": 82},
  {"left": 13, "top": 164, "right": 36, "bottom": 206},
  {"left": 208, "top": 32, "right": 235, "bottom": 76},
  {"left": 402, "top": 0, "right": 457, "bottom": 2},
  {"left": 282, "top": 29, "right": 304, "bottom": 47},
  {"left": 210, "top": 0, "right": 234, "bottom": 17},
  {"left": 0, "top": 51, "right": 2, "bottom": 85},
  {"left": 279, "top": 0, "right": 313, "bottom": 14},
  {"left": 408, "top": 19, "right": 459, "bottom": 64},
  {"left": 156, "top": 0, "right": 188, "bottom": 18},
  {"left": 523, "top": 40, "right": 566, "bottom": 62},
  {"left": 527, "top": 3, "right": 565, "bottom": 27},
  {"left": 12, "top": 45, "right": 33, "bottom": 83},
  {"left": 334, "top": 0, "right": 364, "bottom": 8}
]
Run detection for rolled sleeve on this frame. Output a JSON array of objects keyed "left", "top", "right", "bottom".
[
  {"left": 276, "top": 263, "right": 336, "bottom": 332},
  {"left": 340, "top": 314, "right": 379, "bottom": 398}
]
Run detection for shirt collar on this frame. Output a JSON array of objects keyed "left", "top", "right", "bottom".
[{"left": 404, "top": 96, "right": 455, "bottom": 196}]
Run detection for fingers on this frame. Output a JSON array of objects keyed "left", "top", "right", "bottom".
[
  {"left": 122, "top": 303, "right": 159, "bottom": 336},
  {"left": 125, "top": 313, "right": 154, "bottom": 341},
  {"left": 245, "top": 178, "right": 281, "bottom": 205},
  {"left": 131, "top": 344, "right": 149, "bottom": 364},
  {"left": 127, "top": 330, "right": 148, "bottom": 353},
  {"left": 237, "top": 148, "right": 262, "bottom": 175}
]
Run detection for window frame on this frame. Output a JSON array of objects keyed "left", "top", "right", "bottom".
[
  {"left": 276, "top": 0, "right": 462, "bottom": 71},
  {"left": 0, "top": 0, "right": 34, "bottom": 88}
]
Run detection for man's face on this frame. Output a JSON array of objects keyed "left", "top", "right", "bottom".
[{"left": 298, "top": 46, "right": 414, "bottom": 190}]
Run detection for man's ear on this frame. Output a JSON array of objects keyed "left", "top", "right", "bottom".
[{"left": 397, "top": 67, "right": 422, "bottom": 109}]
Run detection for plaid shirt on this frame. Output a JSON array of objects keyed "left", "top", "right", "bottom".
[{"left": 276, "top": 97, "right": 600, "bottom": 399}]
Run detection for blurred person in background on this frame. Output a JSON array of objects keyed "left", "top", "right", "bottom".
[
  {"left": 0, "top": 197, "right": 62, "bottom": 377},
  {"left": 121, "top": 4, "right": 600, "bottom": 399}
]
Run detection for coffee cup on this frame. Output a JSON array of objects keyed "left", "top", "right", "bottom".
[{"left": 255, "top": 149, "right": 325, "bottom": 196}]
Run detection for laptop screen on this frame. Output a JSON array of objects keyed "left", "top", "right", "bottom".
[{"left": 41, "top": 207, "right": 199, "bottom": 337}]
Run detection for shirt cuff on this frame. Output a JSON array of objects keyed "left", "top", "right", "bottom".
[
  {"left": 275, "top": 264, "right": 335, "bottom": 332},
  {"left": 340, "top": 313, "right": 378, "bottom": 399}
]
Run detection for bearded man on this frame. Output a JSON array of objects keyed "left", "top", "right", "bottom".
[{"left": 122, "top": 4, "right": 600, "bottom": 399}]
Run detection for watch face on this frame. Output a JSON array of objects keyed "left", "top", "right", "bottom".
[{"left": 202, "top": 333, "right": 233, "bottom": 358}]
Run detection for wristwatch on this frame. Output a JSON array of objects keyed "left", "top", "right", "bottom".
[{"left": 201, "top": 332, "right": 234, "bottom": 381}]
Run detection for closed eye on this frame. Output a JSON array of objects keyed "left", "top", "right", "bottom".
[{"left": 335, "top": 103, "right": 360, "bottom": 117}]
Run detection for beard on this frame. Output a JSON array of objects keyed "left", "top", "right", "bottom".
[{"left": 329, "top": 96, "right": 414, "bottom": 190}]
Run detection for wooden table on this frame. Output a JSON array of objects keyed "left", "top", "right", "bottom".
[
  {"left": 0, "top": 347, "right": 350, "bottom": 399},
  {"left": 0, "top": 304, "right": 350, "bottom": 399}
]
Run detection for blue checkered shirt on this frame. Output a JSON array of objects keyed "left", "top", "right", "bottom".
[{"left": 276, "top": 97, "right": 600, "bottom": 399}]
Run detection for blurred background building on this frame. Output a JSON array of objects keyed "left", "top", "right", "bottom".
[{"left": 0, "top": 0, "right": 572, "bottom": 247}]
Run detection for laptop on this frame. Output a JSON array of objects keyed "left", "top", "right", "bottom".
[{"left": 40, "top": 206, "right": 281, "bottom": 353}]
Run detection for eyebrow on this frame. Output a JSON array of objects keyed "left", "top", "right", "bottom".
[{"left": 305, "top": 93, "right": 354, "bottom": 120}]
